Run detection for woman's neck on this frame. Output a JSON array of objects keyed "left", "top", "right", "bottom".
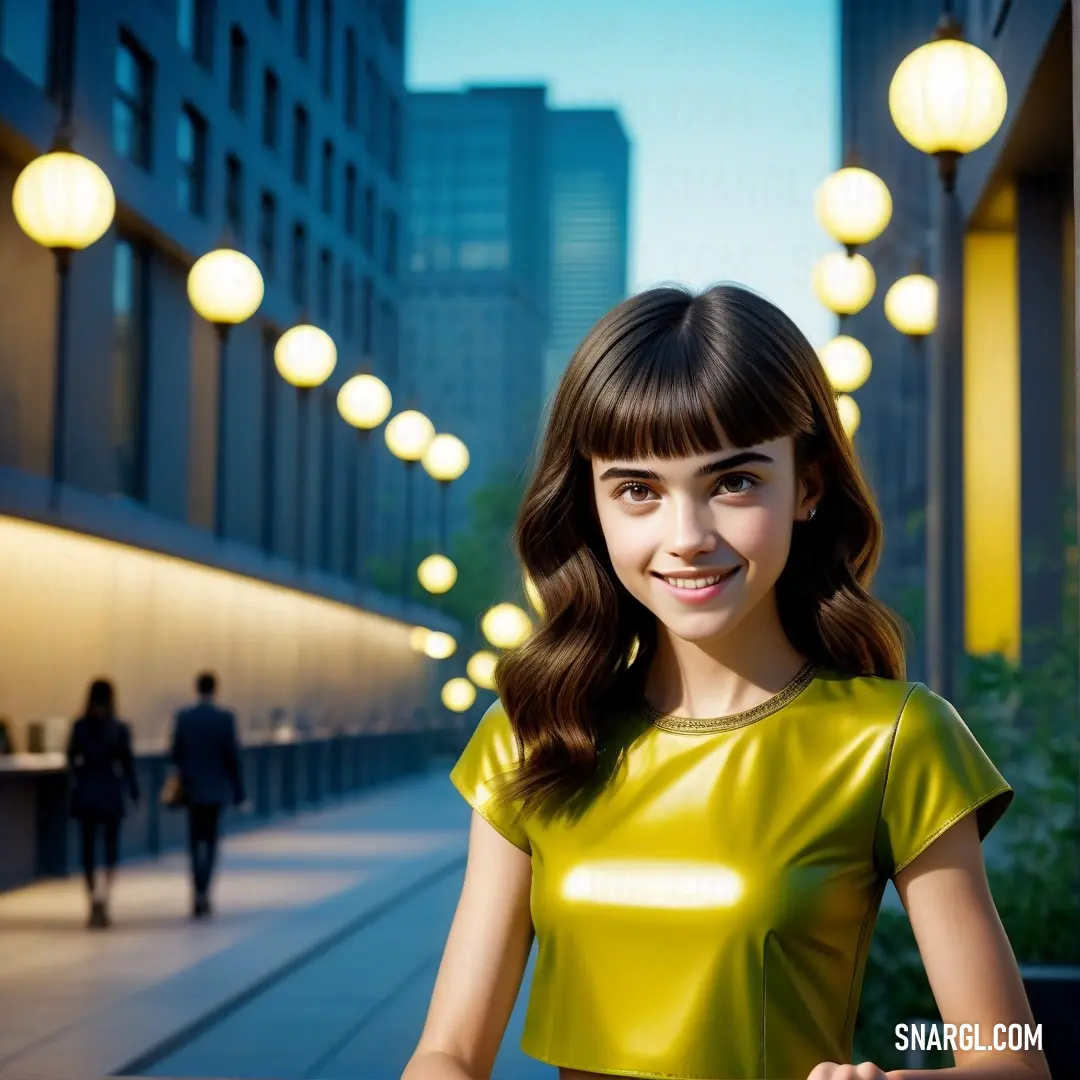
[{"left": 643, "top": 592, "right": 807, "bottom": 720}]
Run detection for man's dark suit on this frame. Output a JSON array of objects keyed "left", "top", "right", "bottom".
[{"left": 170, "top": 701, "right": 245, "bottom": 907}]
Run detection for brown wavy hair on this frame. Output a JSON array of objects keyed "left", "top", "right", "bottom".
[{"left": 493, "top": 283, "right": 908, "bottom": 823}]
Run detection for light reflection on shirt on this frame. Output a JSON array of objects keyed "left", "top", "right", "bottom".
[{"left": 561, "top": 860, "right": 744, "bottom": 909}]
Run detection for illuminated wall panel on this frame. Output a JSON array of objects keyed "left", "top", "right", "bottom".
[
  {"left": 963, "top": 231, "right": 1020, "bottom": 661},
  {"left": 0, "top": 516, "right": 429, "bottom": 750}
]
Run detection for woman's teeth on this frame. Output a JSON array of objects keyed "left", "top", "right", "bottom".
[{"left": 663, "top": 572, "right": 732, "bottom": 590}]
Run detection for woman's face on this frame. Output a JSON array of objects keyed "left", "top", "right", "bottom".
[{"left": 590, "top": 436, "right": 816, "bottom": 645}]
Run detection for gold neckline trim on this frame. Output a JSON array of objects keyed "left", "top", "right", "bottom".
[{"left": 640, "top": 661, "right": 818, "bottom": 734}]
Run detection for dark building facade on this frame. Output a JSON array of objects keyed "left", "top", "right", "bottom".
[
  {"left": 840, "top": 0, "right": 1074, "bottom": 680},
  {"left": 0, "top": 0, "right": 458, "bottom": 747}
]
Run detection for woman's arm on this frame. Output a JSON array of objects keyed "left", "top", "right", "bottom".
[
  {"left": 400, "top": 808, "right": 535, "bottom": 1080},
  {"left": 883, "top": 812, "right": 1050, "bottom": 1080}
]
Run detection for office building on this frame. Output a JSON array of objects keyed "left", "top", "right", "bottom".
[
  {"left": 0, "top": 0, "right": 453, "bottom": 747},
  {"left": 545, "top": 108, "right": 630, "bottom": 398}
]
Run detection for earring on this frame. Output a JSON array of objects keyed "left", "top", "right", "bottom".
[{"left": 807, "top": 506, "right": 817, "bottom": 521}]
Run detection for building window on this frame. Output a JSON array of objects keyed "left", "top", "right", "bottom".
[
  {"left": 177, "top": 104, "right": 207, "bottom": 216},
  {"left": 291, "top": 222, "right": 307, "bottom": 305},
  {"left": 262, "top": 69, "right": 280, "bottom": 148},
  {"left": 361, "top": 275, "right": 373, "bottom": 354},
  {"left": 383, "top": 208, "right": 397, "bottom": 276},
  {"left": 261, "top": 329, "right": 278, "bottom": 553},
  {"left": 342, "top": 263, "right": 354, "bottom": 338},
  {"left": 112, "top": 237, "right": 150, "bottom": 502},
  {"left": 320, "top": 0, "right": 333, "bottom": 97},
  {"left": 259, "top": 190, "right": 276, "bottom": 278},
  {"left": 321, "top": 140, "right": 334, "bottom": 214},
  {"left": 364, "top": 59, "right": 377, "bottom": 152},
  {"left": 361, "top": 184, "right": 375, "bottom": 254},
  {"left": 228, "top": 25, "right": 247, "bottom": 114},
  {"left": 344, "top": 163, "right": 356, "bottom": 234},
  {"left": 318, "top": 248, "right": 332, "bottom": 322},
  {"left": 295, "top": 0, "right": 309, "bottom": 59},
  {"left": 387, "top": 94, "right": 400, "bottom": 179},
  {"left": 0, "top": 0, "right": 50, "bottom": 88},
  {"left": 177, "top": 0, "right": 213, "bottom": 69},
  {"left": 292, "top": 104, "right": 309, "bottom": 185},
  {"left": 344, "top": 26, "right": 358, "bottom": 128},
  {"left": 225, "top": 153, "right": 243, "bottom": 239},
  {"left": 113, "top": 32, "right": 153, "bottom": 169}
]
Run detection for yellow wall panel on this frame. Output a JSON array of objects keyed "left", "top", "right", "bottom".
[{"left": 963, "top": 230, "right": 1020, "bottom": 661}]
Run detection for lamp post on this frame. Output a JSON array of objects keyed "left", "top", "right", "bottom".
[
  {"left": 384, "top": 409, "right": 435, "bottom": 600},
  {"left": 422, "top": 433, "right": 470, "bottom": 553},
  {"left": 336, "top": 372, "right": 392, "bottom": 587},
  {"left": 886, "top": 273, "right": 940, "bottom": 679},
  {"left": 274, "top": 323, "right": 337, "bottom": 570},
  {"left": 889, "top": 4, "right": 1006, "bottom": 698},
  {"left": 13, "top": 142, "right": 115, "bottom": 510},
  {"left": 187, "top": 247, "right": 264, "bottom": 537}
]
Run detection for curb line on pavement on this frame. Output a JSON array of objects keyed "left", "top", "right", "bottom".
[{"left": 115, "top": 853, "right": 466, "bottom": 1079}]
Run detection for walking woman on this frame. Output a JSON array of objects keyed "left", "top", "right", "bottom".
[
  {"left": 403, "top": 284, "right": 1050, "bottom": 1080},
  {"left": 66, "top": 679, "right": 141, "bottom": 929}
]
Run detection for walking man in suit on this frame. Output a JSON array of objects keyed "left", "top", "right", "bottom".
[{"left": 170, "top": 672, "right": 245, "bottom": 918}]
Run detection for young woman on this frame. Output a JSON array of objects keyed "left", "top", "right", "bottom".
[
  {"left": 403, "top": 285, "right": 1049, "bottom": 1080},
  {"left": 66, "top": 678, "right": 141, "bottom": 928}
]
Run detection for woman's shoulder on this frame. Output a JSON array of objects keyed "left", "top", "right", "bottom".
[{"left": 810, "top": 668, "right": 926, "bottom": 724}]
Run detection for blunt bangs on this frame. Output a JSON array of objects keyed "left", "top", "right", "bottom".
[{"left": 573, "top": 295, "right": 818, "bottom": 463}]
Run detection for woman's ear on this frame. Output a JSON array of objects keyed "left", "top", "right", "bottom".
[{"left": 798, "top": 459, "right": 825, "bottom": 516}]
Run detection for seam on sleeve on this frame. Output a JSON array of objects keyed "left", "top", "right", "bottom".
[
  {"left": 891, "top": 784, "right": 1012, "bottom": 877},
  {"left": 872, "top": 681, "right": 920, "bottom": 877},
  {"left": 449, "top": 773, "right": 532, "bottom": 854}
]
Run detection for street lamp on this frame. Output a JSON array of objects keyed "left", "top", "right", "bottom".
[
  {"left": 422, "top": 631, "right": 456, "bottom": 660},
  {"left": 442, "top": 677, "right": 476, "bottom": 713},
  {"left": 813, "top": 165, "right": 892, "bottom": 253},
  {"left": 811, "top": 252, "right": 876, "bottom": 320},
  {"left": 836, "top": 394, "right": 861, "bottom": 438},
  {"left": 523, "top": 572, "right": 545, "bottom": 617},
  {"left": 12, "top": 143, "right": 115, "bottom": 509},
  {"left": 417, "top": 553, "right": 457, "bottom": 594},
  {"left": 466, "top": 650, "right": 498, "bottom": 690},
  {"left": 275, "top": 323, "right": 337, "bottom": 569},
  {"left": 422, "top": 433, "right": 470, "bottom": 553},
  {"left": 337, "top": 372, "right": 392, "bottom": 586},
  {"left": 889, "top": 4, "right": 1006, "bottom": 698},
  {"left": 884, "top": 274, "right": 939, "bottom": 337},
  {"left": 481, "top": 603, "right": 532, "bottom": 650},
  {"left": 384, "top": 409, "right": 435, "bottom": 599},
  {"left": 187, "top": 247, "right": 264, "bottom": 537},
  {"left": 818, "top": 335, "right": 872, "bottom": 393}
]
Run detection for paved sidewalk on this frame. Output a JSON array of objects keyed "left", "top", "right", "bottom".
[{"left": 0, "top": 764, "right": 477, "bottom": 1080}]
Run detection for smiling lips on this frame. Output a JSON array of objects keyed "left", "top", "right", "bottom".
[{"left": 652, "top": 567, "right": 741, "bottom": 603}]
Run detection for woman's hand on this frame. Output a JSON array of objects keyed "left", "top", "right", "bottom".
[{"left": 806, "top": 1063, "right": 887, "bottom": 1080}]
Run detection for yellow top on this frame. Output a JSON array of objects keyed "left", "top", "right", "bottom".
[{"left": 448, "top": 666, "right": 1013, "bottom": 1080}]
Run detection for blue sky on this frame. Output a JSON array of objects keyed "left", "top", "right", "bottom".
[{"left": 406, "top": 0, "right": 840, "bottom": 348}]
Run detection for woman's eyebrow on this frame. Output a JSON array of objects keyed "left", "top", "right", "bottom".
[{"left": 597, "top": 451, "right": 774, "bottom": 483}]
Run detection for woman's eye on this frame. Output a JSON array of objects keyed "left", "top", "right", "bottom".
[
  {"left": 615, "top": 482, "right": 653, "bottom": 502},
  {"left": 716, "top": 474, "right": 757, "bottom": 495}
]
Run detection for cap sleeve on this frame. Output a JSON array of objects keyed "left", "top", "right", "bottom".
[
  {"left": 449, "top": 699, "right": 531, "bottom": 854},
  {"left": 875, "top": 683, "right": 1013, "bottom": 878}
]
